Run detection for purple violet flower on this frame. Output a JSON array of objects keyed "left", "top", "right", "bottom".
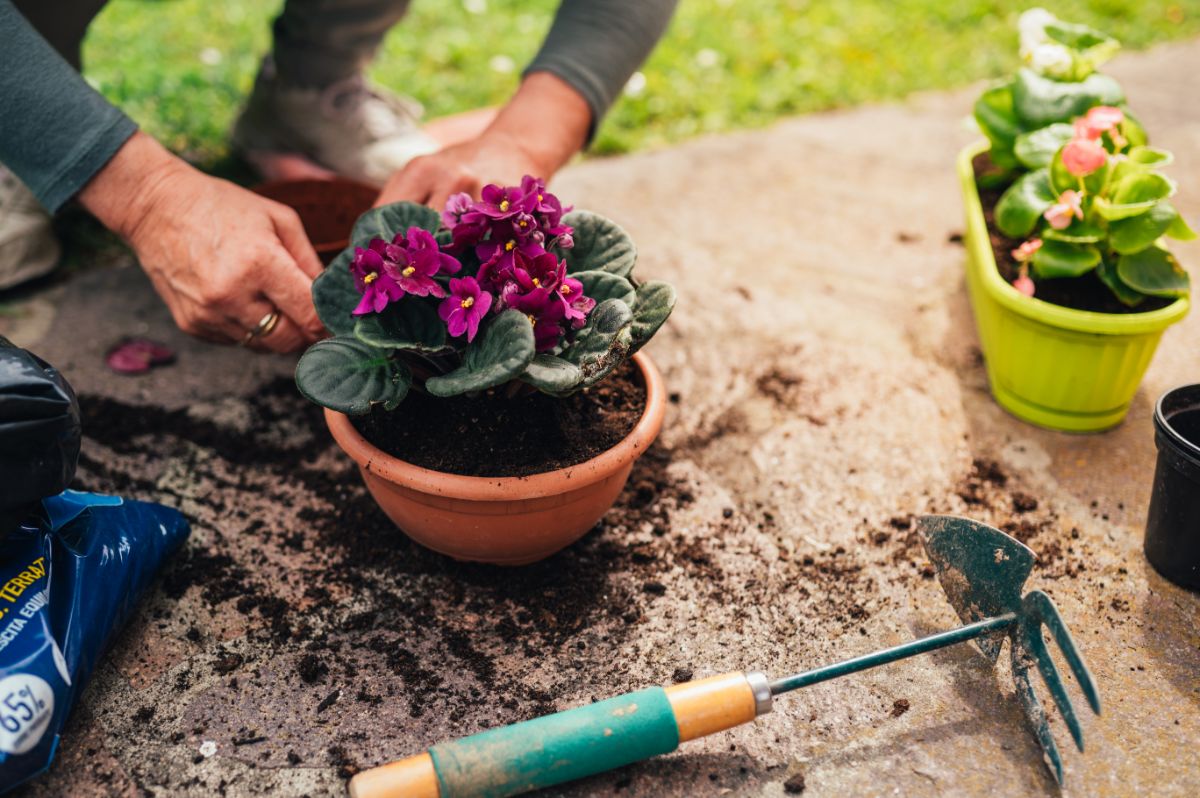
[
  {"left": 383, "top": 227, "right": 460, "bottom": 298},
  {"left": 465, "top": 183, "right": 528, "bottom": 222},
  {"left": 509, "top": 286, "right": 568, "bottom": 352},
  {"left": 557, "top": 276, "right": 595, "bottom": 328},
  {"left": 442, "top": 192, "right": 473, "bottom": 229},
  {"left": 438, "top": 277, "right": 493, "bottom": 342},
  {"left": 350, "top": 244, "right": 405, "bottom": 315},
  {"left": 512, "top": 212, "right": 537, "bottom": 238},
  {"left": 511, "top": 251, "right": 565, "bottom": 295}
]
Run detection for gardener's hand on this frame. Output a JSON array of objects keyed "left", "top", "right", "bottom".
[
  {"left": 377, "top": 72, "right": 591, "bottom": 211},
  {"left": 79, "top": 132, "right": 325, "bottom": 353}
]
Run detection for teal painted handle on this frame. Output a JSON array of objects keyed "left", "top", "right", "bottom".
[{"left": 429, "top": 686, "right": 681, "bottom": 798}]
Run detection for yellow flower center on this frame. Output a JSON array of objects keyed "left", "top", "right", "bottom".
[
  {"left": 504, "top": 240, "right": 516, "bottom": 252},
  {"left": 363, "top": 271, "right": 379, "bottom": 285},
  {"left": 532, "top": 277, "right": 540, "bottom": 287},
  {"left": 499, "top": 199, "right": 510, "bottom": 212},
  {"left": 518, "top": 219, "right": 528, "bottom": 228},
  {"left": 461, "top": 296, "right": 475, "bottom": 309},
  {"left": 402, "top": 266, "right": 416, "bottom": 277},
  {"left": 527, "top": 314, "right": 537, "bottom": 325},
  {"left": 537, "top": 193, "right": 544, "bottom": 202},
  {"left": 560, "top": 284, "right": 571, "bottom": 295}
]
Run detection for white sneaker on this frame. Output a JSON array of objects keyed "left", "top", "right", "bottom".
[
  {"left": 231, "top": 63, "right": 438, "bottom": 187},
  {"left": 0, "top": 168, "right": 59, "bottom": 291}
]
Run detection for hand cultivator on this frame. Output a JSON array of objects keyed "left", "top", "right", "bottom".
[{"left": 351, "top": 515, "right": 1100, "bottom": 798}]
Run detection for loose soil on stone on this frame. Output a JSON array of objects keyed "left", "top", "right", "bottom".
[
  {"left": 351, "top": 361, "right": 646, "bottom": 477},
  {"left": 972, "top": 153, "right": 1171, "bottom": 315}
]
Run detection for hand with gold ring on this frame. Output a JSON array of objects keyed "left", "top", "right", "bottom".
[
  {"left": 239, "top": 310, "right": 282, "bottom": 347},
  {"left": 78, "top": 132, "right": 327, "bottom": 353}
]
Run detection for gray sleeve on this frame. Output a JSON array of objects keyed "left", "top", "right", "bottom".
[
  {"left": 0, "top": 1, "right": 137, "bottom": 212},
  {"left": 524, "top": 0, "right": 678, "bottom": 137}
]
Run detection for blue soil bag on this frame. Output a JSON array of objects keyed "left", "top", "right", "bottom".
[{"left": 0, "top": 337, "right": 191, "bottom": 791}]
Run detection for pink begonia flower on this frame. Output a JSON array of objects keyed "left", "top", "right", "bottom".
[
  {"left": 1011, "top": 238, "right": 1043, "bottom": 263},
  {"left": 1084, "top": 106, "right": 1123, "bottom": 136},
  {"left": 1061, "top": 138, "right": 1107, "bottom": 176},
  {"left": 1044, "top": 190, "right": 1084, "bottom": 230},
  {"left": 1013, "top": 275, "right": 1036, "bottom": 297}
]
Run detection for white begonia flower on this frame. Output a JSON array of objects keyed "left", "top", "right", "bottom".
[
  {"left": 1018, "top": 8, "right": 1058, "bottom": 56},
  {"left": 1018, "top": 8, "right": 1057, "bottom": 41},
  {"left": 1025, "top": 42, "right": 1076, "bottom": 79}
]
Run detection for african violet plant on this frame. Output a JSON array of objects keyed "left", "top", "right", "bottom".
[
  {"left": 977, "top": 9, "right": 1195, "bottom": 306},
  {"left": 296, "top": 177, "right": 676, "bottom": 415}
]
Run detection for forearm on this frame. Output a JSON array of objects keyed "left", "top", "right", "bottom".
[
  {"left": 0, "top": 1, "right": 137, "bottom": 212},
  {"left": 485, "top": 73, "right": 591, "bottom": 177},
  {"left": 77, "top": 132, "right": 191, "bottom": 241},
  {"left": 525, "top": 0, "right": 679, "bottom": 138}
]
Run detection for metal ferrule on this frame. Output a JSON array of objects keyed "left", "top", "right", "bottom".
[{"left": 745, "top": 671, "right": 773, "bottom": 716}]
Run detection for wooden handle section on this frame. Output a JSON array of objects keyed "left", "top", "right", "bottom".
[
  {"left": 345, "top": 674, "right": 759, "bottom": 798},
  {"left": 349, "top": 752, "right": 440, "bottom": 798},
  {"left": 664, "top": 671, "right": 757, "bottom": 742}
]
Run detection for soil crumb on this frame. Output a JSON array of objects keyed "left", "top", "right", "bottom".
[
  {"left": 784, "top": 772, "right": 807, "bottom": 793},
  {"left": 891, "top": 698, "right": 910, "bottom": 717},
  {"left": 351, "top": 361, "right": 646, "bottom": 477}
]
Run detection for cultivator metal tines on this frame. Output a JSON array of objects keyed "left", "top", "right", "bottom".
[{"left": 350, "top": 515, "right": 1100, "bottom": 798}]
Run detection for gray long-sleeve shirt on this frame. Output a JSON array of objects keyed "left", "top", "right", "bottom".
[{"left": 0, "top": 0, "right": 677, "bottom": 213}]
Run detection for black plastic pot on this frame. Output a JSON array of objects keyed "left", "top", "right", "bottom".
[{"left": 1144, "top": 384, "right": 1200, "bottom": 590}]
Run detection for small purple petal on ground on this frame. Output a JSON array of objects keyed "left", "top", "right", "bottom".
[{"left": 106, "top": 338, "right": 176, "bottom": 374}]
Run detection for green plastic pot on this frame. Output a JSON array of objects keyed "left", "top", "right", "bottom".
[{"left": 958, "top": 143, "right": 1189, "bottom": 433}]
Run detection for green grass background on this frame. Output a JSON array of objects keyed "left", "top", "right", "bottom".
[{"left": 81, "top": 0, "right": 1200, "bottom": 166}]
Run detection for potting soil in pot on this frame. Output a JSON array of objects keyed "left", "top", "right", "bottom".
[
  {"left": 973, "top": 153, "right": 1172, "bottom": 315},
  {"left": 351, "top": 362, "right": 647, "bottom": 477}
]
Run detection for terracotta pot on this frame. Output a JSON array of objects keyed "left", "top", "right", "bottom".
[
  {"left": 252, "top": 178, "right": 378, "bottom": 264},
  {"left": 324, "top": 352, "right": 667, "bottom": 565}
]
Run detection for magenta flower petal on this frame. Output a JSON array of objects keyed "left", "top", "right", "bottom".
[
  {"left": 106, "top": 338, "right": 176, "bottom": 375},
  {"left": 438, "top": 277, "right": 493, "bottom": 342}
]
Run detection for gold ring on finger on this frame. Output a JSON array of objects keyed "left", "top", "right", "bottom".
[{"left": 239, "top": 310, "right": 281, "bottom": 347}]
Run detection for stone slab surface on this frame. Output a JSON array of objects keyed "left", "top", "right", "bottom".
[{"left": 2, "top": 39, "right": 1199, "bottom": 798}]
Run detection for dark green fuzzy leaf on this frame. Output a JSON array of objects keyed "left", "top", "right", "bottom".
[
  {"left": 312, "top": 248, "right": 360, "bottom": 336},
  {"left": 1031, "top": 240, "right": 1101, "bottom": 279},
  {"left": 1011, "top": 68, "right": 1123, "bottom": 129},
  {"left": 974, "top": 83, "right": 1020, "bottom": 169},
  {"left": 1014, "top": 124, "right": 1075, "bottom": 170},
  {"left": 561, "top": 211, "right": 637, "bottom": 277},
  {"left": 564, "top": 299, "right": 633, "bottom": 388},
  {"left": 629, "top": 280, "right": 676, "bottom": 355},
  {"left": 1117, "top": 247, "right": 1190, "bottom": 298},
  {"left": 351, "top": 202, "right": 441, "bottom": 248},
  {"left": 353, "top": 297, "right": 447, "bottom": 352},
  {"left": 425, "top": 310, "right": 535, "bottom": 396},
  {"left": 1108, "top": 203, "right": 1179, "bottom": 254},
  {"left": 295, "top": 336, "right": 410, "bottom": 415},
  {"left": 995, "top": 169, "right": 1057, "bottom": 238},
  {"left": 522, "top": 354, "right": 583, "bottom": 394},
  {"left": 1096, "top": 259, "right": 1147, "bottom": 307},
  {"left": 573, "top": 270, "right": 636, "bottom": 306}
]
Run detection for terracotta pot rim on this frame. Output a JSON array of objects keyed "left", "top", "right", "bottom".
[{"left": 324, "top": 351, "right": 667, "bottom": 502}]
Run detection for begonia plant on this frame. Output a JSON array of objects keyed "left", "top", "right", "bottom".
[
  {"left": 296, "top": 177, "right": 676, "bottom": 414},
  {"left": 976, "top": 9, "right": 1195, "bottom": 306}
]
